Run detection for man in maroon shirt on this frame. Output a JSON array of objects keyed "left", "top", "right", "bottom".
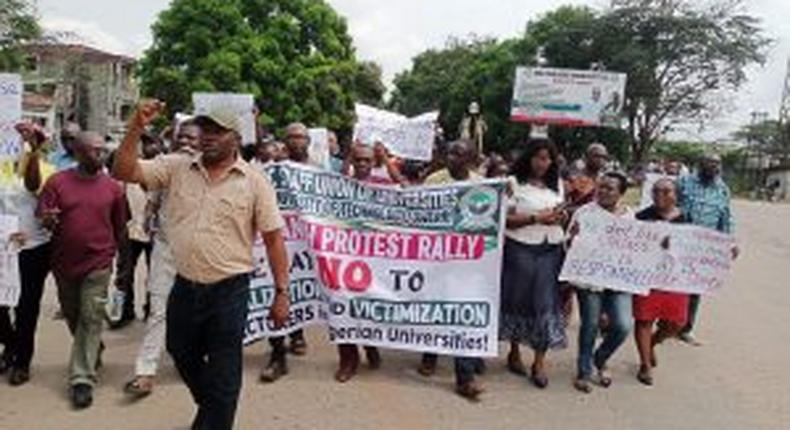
[{"left": 37, "top": 131, "right": 127, "bottom": 410}]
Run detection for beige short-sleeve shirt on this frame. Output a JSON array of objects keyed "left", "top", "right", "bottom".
[{"left": 140, "top": 154, "right": 285, "bottom": 284}]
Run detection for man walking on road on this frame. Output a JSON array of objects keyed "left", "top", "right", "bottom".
[
  {"left": 37, "top": 131, "right": 128, "bottom": 409},
  {"left": 260, "top": 122, "right": 311, "bottom": 383},
  {"left": 676, "top": 153, "right": 738, "bottom": 345},
  {"left": 419, "top": 139, "right": 486, "bottom": 401},
  {"left": 123, "top": 121, "right": 200, "bottom": 398},
  {"left": 114, "top": 101, "right": 291, "bottom": 430}
]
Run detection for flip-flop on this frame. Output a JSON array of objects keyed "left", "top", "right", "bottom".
[{"left": 124, "top": 378, "right": 153, "bottom": 398}]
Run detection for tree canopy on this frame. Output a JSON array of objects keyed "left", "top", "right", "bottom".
[
  {"left": 391, "top": 0, "right": 771, "bottom": 163},
  {"left": 138, "top": 0, "right": 383, "bottom": 134},
  {"left": 0, "top": 0, "right": 41, "bottom": 71}
]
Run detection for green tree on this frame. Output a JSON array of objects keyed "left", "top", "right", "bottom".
[
  {"left": 0, "top": 0, "right": 41, "bottom": 71},
  {"left": 138, "top": 0, "right": 382, "bottom": 133},
  {"left": 652, "top": 139, "right": 708, "bottom": 165},
  {"left": 531, "top": 1, "right": 771, "bottom": 163},
  {"left": 353, "top": 61, "right": 386, "bottom": 107},
  {"left": 732, "top": 119, "right": 790, "bottom": 162}
]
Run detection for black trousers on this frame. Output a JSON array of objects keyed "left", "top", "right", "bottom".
[
  {"left": 0, "top": 243, "right": 51, "bottom": 370},
  {"left": 114, "top": 239, "right": 152, "bottom": 319},
  {"left": 422, "top": 353, "right": 482, "bottom": 386},
  {"left": 166, "top": 274, "right": 249, "bottom": 430}
]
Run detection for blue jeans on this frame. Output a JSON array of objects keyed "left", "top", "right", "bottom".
[
  {"left": 166, "top": 274, "right": 249, "bottom": 430},
  {"left": 576, "top": 289, "right": 633, "bottom": 379}
]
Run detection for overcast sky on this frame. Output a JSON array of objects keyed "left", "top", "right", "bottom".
[{"left": 33, "top": 0, "right": 790, "bottom": 141}]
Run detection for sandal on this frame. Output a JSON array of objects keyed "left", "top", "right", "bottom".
[
  {"left": 456, "top": 381, "right": 484, "bottom": 402},
  {"left": 124, "top": 376, "right": 154, "bottom": 398},
  {"left": 574, "top": 378, "right": 593, "bottom": 394},
  {"left": 637, "top": 367, "right": 653, "bottom": 386},
  {"left": 595, "top": 367, "right": 613, "bottom": 388}
]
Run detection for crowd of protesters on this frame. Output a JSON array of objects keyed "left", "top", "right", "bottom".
[{"left": 0, "top": 101, "right": 737, "bottom": 430}]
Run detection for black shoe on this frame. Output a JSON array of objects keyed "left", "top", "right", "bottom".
[
  {"left": 71, "top": 384, "right": 93, "bottom": 409},
  {"left": 259, "top": 358, "right": 288, "bottom": 383},
  {"left": 8, "top": 367, "right": 30, "bottom": 386}
]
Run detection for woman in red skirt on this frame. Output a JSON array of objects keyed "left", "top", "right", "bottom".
[{"left": 633, "top": 178, "right": 690, "bottom": 386}]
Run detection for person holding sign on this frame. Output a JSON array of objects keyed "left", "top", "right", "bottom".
[
  {"left": 500, "top": 139, "right": 567, "bottom": 389},
  {"left": 569, "top": 172, "right": 634, "bottom": 394},
  {"left": 676, "top": 154, "right": 738, "bottom": 346},
  {"left": 37, "top": 131, "right": 127, "bottom": 409},
  {"left": 419, "top": 139, "right": 486, "bottom": 401},
  {"left": 632, "top": 178, "right": 690, "bottom": 386},
  {"left": 0, "top": 122, "right": 54, "bottom": 386},
  {"left": 114, "top": 101, "right": 290, "bottom": 430},
  {"left": 334, "top": 143, "right": 384, "bottom": 383},
  {"left": 260, "top": 122, "right": 310, "bottom": 384}
]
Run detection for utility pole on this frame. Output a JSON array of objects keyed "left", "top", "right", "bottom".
[{"left": 778, "top": 57, "right": 790, "bottom": 164}]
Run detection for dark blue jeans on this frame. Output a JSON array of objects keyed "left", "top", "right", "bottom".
[
  {"left": 576, "top": 289, "right": 633, "bottom": 379},
  {"left": 166, "top": 274, "right": 249, "bottom": 430}
]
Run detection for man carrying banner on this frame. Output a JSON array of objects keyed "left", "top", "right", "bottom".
[
  {"left": 114, "top": 100, "right": 290, "bottom": 430},
  {"left": 418, "top": 139, "right": 486, "bottom": 401},
  {"left": 260, "top": 122, "right": 311, "bottom": 383},
  {"left": 334, "top": 143, "right": 384, "bottom": 382},
  {"left": 675, "top": 154, "right": 738, "bottom": 346},
  {"left": 568, "top": 172, "right": 634, "bottom": 394}
]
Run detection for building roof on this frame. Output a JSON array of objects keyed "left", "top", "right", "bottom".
[{"left": 23, "top": 43, "right": 136, "bottom": 65}]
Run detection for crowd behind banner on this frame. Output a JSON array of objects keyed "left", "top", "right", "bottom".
[{"left": 0, "top": 97, "right": 737, "bottom": 425}]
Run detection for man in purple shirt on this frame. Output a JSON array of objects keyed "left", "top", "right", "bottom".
[{"left": 37, "top": 131, "right": 127, "bottom": 410}]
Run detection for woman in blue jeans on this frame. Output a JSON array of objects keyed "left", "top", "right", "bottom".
[{"left": 567, "top": 172, "right": 634, "bottom": 393}]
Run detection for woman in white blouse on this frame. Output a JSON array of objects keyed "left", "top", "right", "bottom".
[{"left": 500, "top": 139, "right": 568, "bottom": 389}]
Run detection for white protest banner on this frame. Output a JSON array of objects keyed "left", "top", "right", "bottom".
[
  {"left": 560, "top": 205, "right": 735, "bottom": 296},
  {"left": 639, "top": 174, "right": 677, "bottom": 210},
  {"left": 192, "top": 93, "right": 256, "bottom": 144},
  {"left": 354, "top": 104, "right": 437, "bottom": 161},
  {"left": 308, "top": 128, "right": 330, "bottom": 170},
  {"left": 660, "top": 225, "right": 735, "bottom": 296},
  {"left": 244, "top": 214, "right": 324, "bottom": 344},
  {"left": 0, "top": 215, "right": 21, "bottom": 306},
  {"left": 245, "top": 162, "right": 506, "bottom": 357},
  {"left": 560, "top": 207, "right": 668, "bottom": 295},
  {"left": 511, "top": 67, "right": 627, "bottom": 128},
  {"left": 0, "top": 74, "right": 23, "bottom": 161}
]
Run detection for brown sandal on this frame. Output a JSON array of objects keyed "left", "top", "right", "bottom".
[
  {"left": 124, "top": 376, "right": 154, "bottom": 398},
  {"left": 637, "top": 367, "right": 654, "bottom": 386}
]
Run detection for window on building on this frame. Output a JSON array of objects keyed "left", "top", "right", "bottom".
[
  {"left": 120, "top": 104, "right": 133, "bottom": 121},
  {"left": 25, "top": 55, "right": 39, "bottom": 72}
]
